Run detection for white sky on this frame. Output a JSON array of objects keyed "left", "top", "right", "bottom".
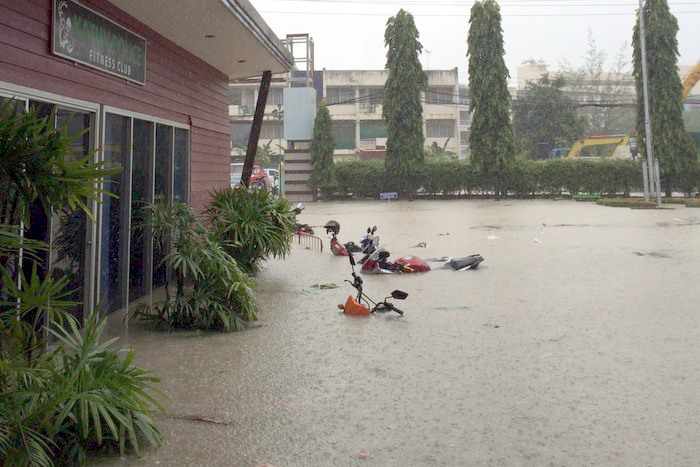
[{"left": 251, "top": 0, "right": 700, "bottom": 83}]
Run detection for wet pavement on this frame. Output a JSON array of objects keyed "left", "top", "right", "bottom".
[{"left": 104, "top": 200, "right": 700, "bottom": 467}]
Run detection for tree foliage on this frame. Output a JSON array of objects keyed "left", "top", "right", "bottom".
[
  {"left": 468, "top": 0, "right": 514, "bottom": 195},
  {"left": 309, "top": 102, "right": 336, "bottom": 196},
  {"left": 383, "top": 9, "right": 427, "bottom": 193},
  {"left": 559, "top": 30, "right": 637, "bottom": 134},
  {"left": 513, "top": 75, "right": 587, "bottom": 158},
  {"left": 633, "top": 0, "right": 697, "bottom": 193}
]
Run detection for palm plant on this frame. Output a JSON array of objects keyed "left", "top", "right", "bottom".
[
  {"left": 136, "top": 201, "right": 256, "bottom": 332},
  {"left": 207, "top": 187, "right": 296, "bottom": 272},
  {"left": 0, "top": 312, "right": 162, "bottom": 466},
  {"left": 0, "top": 103, "right": 161, "bottom": 465}
]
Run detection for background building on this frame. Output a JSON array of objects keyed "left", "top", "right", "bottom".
[{"left": 230, "top": 68, "right": 471, "bottom": 161}]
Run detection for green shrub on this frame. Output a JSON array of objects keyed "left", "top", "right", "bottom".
[
  {"left": 1, "top": 312, "right": 162, "bottom": 466},
  {"left": 137, "top": 201, "right": 256, "bottom": 332},
  {"left": 207, "top": 187, "right": 296, "bottom": 272},
  {"left": 330, "top": 158, "right": 647, "bottom": 198},
  {"left": 0, "top": 103, "right": 161, "bottom": 467},
  {"left": 334, "top": 160, "right": 385, "bottom": 198}
]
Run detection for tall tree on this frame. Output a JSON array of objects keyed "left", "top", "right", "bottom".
[
  {"left": 633, "top": 0, "right": 697, "bottom": 195},
  {"left": 513, "top": 75, "right": 588, "bottom": 158},
  {"left": 383, "top": 9, "right": 427, "bottom": 194},
  {"left": 468, "top": 0, "right": 514, "bottom": 196},
  {"left": 309, "top": 102, "right": 335, "bottom": 198}
]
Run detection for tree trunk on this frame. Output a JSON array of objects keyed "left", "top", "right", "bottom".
[{"left": 241, "top": 71, "right": 272, "bottom": 188}]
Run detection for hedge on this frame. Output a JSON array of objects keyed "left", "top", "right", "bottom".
[{"left": 331, "top": 158, "right": 700, "bottom": 198}]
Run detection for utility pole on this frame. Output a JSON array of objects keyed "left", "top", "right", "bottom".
[{"left": 638, "top": 0, "right": 660, "bottom": 205}]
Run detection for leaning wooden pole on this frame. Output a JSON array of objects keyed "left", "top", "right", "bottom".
[{"left": 242, "top": 70, "right": 272, "bottom": 187}]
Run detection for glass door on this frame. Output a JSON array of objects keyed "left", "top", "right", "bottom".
[
  {"left": 128, "top": 119, "right": 154, "bottom": 302},
  {"left": 52, "top": 107, "right": 95, "bottom": 321},
  {"left": 100, "top": 114, "right": 131, "bottom": 313},
  {"left": 22, "top": 101, "right": 96, "bottom": 322}
]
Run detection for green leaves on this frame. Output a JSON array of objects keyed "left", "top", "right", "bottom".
[
  {"left": 138, "top": 199, "right": 258, "bottom": 332},
  {"left": 0, "top": 103, "right": 119, "bottom": 226},
  {"left": 513, "top": 75, "right": 587, "bottom": 158},
  {"left": 633, "top": 0, "right": 698, "bottom": 193},
  {"left": 468, "top": 0, "right": 515, "bottom": 193},
  {"left": 207, "top": 187, "right": 296, "bottom": 272},
  {"left": 310, "top": 102, "right": 336, "bottom": 197},
  {"left": 0, "top": 312, "right": 162, "bottom": 466},
  {"left": 383, "top": 9, "right": 427, "bottom": 194}
]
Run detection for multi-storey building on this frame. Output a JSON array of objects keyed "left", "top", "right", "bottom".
[{"left": 230, "top": 68, "right": 471, "bottom": 160}]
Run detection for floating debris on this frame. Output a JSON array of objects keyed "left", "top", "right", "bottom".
[{"left": 310, "top": 283, "right": 340, "bottom": 290}]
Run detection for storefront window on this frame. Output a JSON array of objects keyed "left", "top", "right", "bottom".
[
  {"left": 152, "top": 124, "right": 173, "bottom": 289},
  {"left": 52, "top": 108, "right": 93, "bottom": 320},
  {"left": 174, "top": 128, "right": 189, "bottom": 203},
  {"left": 100, "top": 114, "right": 130, "bottom": 313},
  {"left": 129, "top": 119, "right": 154, "bottom": 302},
  {"left": 95, "top": 110, "right": 189, "bottom": 312}
]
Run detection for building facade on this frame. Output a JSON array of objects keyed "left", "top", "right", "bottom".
[
  {"left": 0, "top": 0, "right": 291, "bottom": 317},
  {"left": 230, "top": 68, "right": 471, "bottom": 160}
]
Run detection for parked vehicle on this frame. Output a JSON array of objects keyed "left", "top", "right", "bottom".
[
  {"left": 230, "top": 163, "right": 273, "bottom": 190},
  {"left": 338, "top": 248, "right": 407, "bottom": 317}
]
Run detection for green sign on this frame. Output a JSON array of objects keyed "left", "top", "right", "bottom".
[{"left": 52, "top": 0, "right": 146, "bottom": 84}]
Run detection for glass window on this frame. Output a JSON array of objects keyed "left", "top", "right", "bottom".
[
  {"left": 427, "top": 120, "right": 455, "bottom": 138},
  {"left": 129, "top": 119, "right": 154, "bottom": 302},
  {"left": 230, "top": 88, "right": 242, "bottom": 106},
  {"left": 174, "top": 128, "right": 189, "bottom": 203},
  {"left": 0, "top": 96, "right": 26, "bottom": 113},
  {"left": 261, "top": 122, "right": 283, "bottom": 140},
  {"left": 359, "top": 87, "right": 383, "bottom": 105},
  {"left": 100, "top": 113, "right": 130, "bottom": 313},
  {"left": 52, "top": 107, "right": 94, "bottom": 321},
  {"left": 232, "top": 122, "right": 252, "bottom": 148},
  {"left": 326, "top": 87, "right": 355, "bottom": 105},
  {"left": 269, "top": 88, "right": 284, "bottom": 106},
  {"left": 360, "top": 120, "right": 387, "bottom": 140},
  {"left": 153, "top": 124, "right": 173, "bottom": 289},
  {"left": 426, "top": 87, "right": 454, "bottom": 105},
  {"left": 333, "top": 121, "right": 356, "bottom": 150}
]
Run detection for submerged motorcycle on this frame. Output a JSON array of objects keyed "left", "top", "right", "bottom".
[
  {"left": 293, "top": 203, "right": 314, "bottom": 235},
  {"left": 358, "top": 226, "right": 430, "bottom": 274},
  {"left": 324, "top": 221, "right": 366, "bottom": 257},
  {"left": 338, "top": 247, "right": 407, "bottom": 317}
]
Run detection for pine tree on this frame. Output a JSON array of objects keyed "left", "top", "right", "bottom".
[
  {"left": 467, "top": 0, "right": 514, "bottom": 196},
  {"left": 309, "top": 101, "right": 336, "bottom": 198},
  {"left": 383, "top": 9, "right": 427, "bottom": 194},
  {"left": 633, "top": 0, "right": 697, "bottom": 195}
]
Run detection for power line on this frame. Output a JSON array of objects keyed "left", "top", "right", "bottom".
[
  {"left": 259, "top": 9, "right": 700, "bottom": 17},
  {"left": 262, "top": 0, "right": 700, "bottom": 6}
]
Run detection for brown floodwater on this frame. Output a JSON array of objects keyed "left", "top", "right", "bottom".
[{"left": 102, "top": 200, "right": 700, "bottom": 467}]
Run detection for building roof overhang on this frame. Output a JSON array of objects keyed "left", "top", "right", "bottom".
[{"left": 110, "top": 0, "right": 293, "bottom": 79}]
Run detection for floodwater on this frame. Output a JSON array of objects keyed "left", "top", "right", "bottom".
[{"left": 104, "top": 200, "right": 700, "bottom": 467}]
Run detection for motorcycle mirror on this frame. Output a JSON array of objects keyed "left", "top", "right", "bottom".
[{"left": 391, "top": 290, "right": 408, "bottom": 300}]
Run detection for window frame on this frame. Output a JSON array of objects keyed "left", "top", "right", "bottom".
[
  {"left": 99, "top": 106, "right": 191, "bottom": 314},
  {"left": 0, "top": 80, "right": 101, "bottom": 321}
]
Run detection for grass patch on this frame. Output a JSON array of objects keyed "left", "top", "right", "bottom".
[
  {"left": 596, "top": 198, "right": 661, "bottom": 209},
  {"left": 574, "top": 194, "right": 601, "bottom": 202},
  {"left": 662, "top": 198, "right": 690, "bottom": 205}
]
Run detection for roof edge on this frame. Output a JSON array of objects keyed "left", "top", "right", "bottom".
[{"left": 220, "top": 0, "right": 294, "bottom": 71}]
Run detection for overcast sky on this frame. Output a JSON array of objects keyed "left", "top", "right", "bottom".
[{"left": 251, "top": 0, "right": 699, "bottom": 83}]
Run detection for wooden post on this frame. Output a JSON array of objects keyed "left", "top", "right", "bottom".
[{"left": 242, "top": 70, "right": 272, "bottom": 187}]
